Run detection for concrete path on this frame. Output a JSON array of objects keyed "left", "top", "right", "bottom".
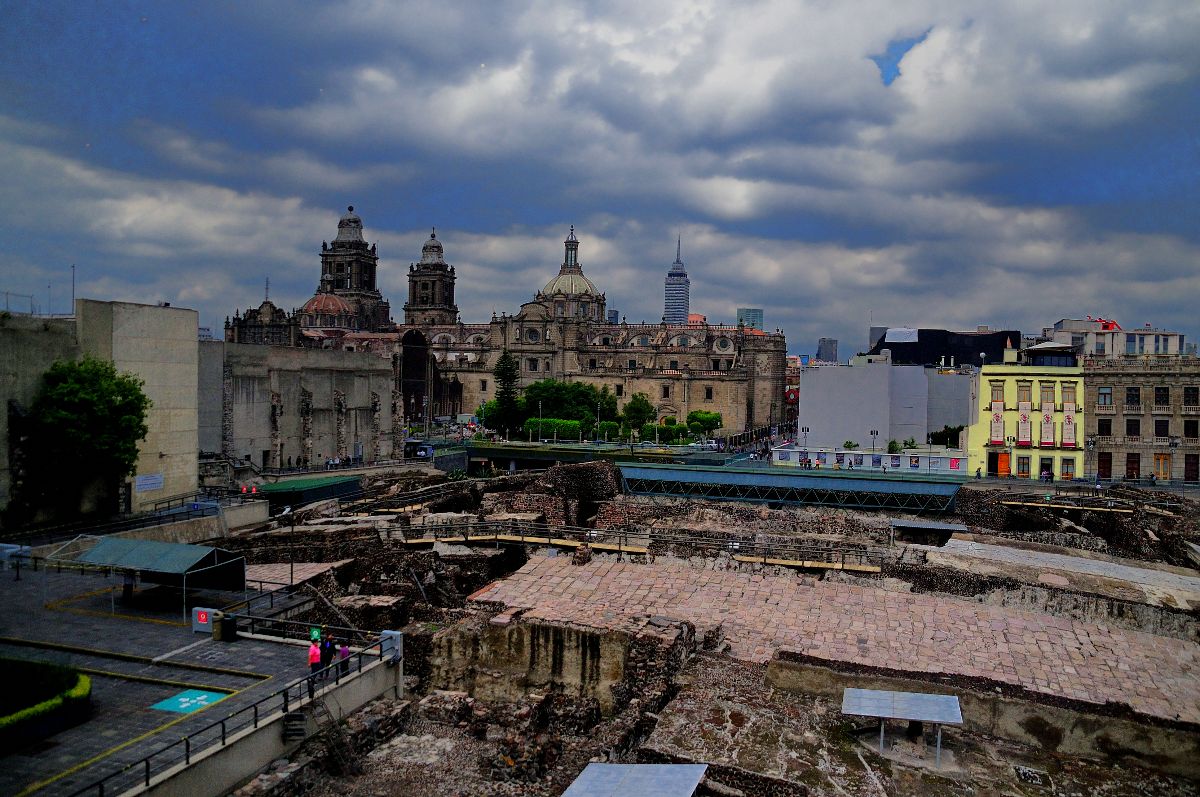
[{"left": 0, "top": 567, "right": 327, "bottom": 796}]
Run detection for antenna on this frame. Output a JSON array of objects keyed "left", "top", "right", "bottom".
[{"left": 265, "top": 277, "right": 270, "bottom": 301}]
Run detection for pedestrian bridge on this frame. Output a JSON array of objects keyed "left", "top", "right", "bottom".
[{"left": 619, "top": 463, "right": 964, "bottom": 513}]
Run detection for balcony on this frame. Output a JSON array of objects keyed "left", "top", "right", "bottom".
[
  {"left": 1183, "top": 405, "right": 1200, "bottom": 415},
  {"left": 1153, "top": 436, "right": 1170, "bottom": 445},
  {"left": 1151, "top": 404, "right": 1173, "bottom": 415},
  {"left": 1123, "top": 404, "right": 1143, "bottom": 415},
  {"left": 1185, "top": 437, "right": 1199, "bottom": 446},
  {"left": 1093, "top": 403, "right": 1115, "bottom": 414}
]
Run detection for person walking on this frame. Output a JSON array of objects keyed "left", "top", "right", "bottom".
[
  {"left": 319, "top": 633, "right": 335, "bottom": 680},
  {"left": 338, "top": 640, "right": 351, "bottom": 678},
  {"left": 307, "top": 639, "right": 322, "bottom": 679}
]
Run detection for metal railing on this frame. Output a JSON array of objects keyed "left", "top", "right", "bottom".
[
  {"left": 404, "top": 518, "right": 887, "bottom": 570},
  {"left": 65, "top": 636, "right": 389, "bottom": 797}
]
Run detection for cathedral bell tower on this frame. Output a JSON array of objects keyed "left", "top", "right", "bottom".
[
  {"left": 404, "top": 229, "right": 459, "bottom": 325},
  {"left": 316, "top": 206, "right": 391, "bottom": 330}
]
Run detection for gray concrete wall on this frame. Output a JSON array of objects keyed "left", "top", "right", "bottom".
[
  {"left": 130, "top": 655, "right": 402, "bottom": 797},
  {"left": 888, "top": 365, "right": 928, "bottom": 446},
  {"left": 198, "top": 340, "right": 225, "bottom": 454},
  {"left": 766, "top": 654, "right": 1200, "bottom": 779},
  {"left": 77, "top": 300, "right": 200, "bottom": 513},
  {"left": 0, "top": 314, "right": 80, "bottom": 521},
  {"left": 927, "top": 369, "right": 973, "bottom": 432},
  {"left": 30, "top": 514, "right": 227, "bottom": 558},
  {"left": 222, "top": 499, "right": 269, "bottom": 530},
  {"left": 796, "top": 362, "right": 892, "bottom": 448}
]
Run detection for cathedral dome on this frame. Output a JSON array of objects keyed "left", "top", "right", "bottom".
[
  {"left": 302, "top": 293, "right": 353, "bottom": 315},
  {"left": 420, "top": 229, "right": 445, "bottom": 265},
  {"left": 541, "top": 272, "right": 600, "bottom": 296},
  {"left": 334, "top": 205, "right": 364, "bottom": 243}
]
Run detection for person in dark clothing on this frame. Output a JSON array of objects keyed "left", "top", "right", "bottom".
[{"left": 319, "top": 634, "right": 335, "bottom": 680}]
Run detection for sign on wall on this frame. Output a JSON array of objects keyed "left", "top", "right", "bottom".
[
  {"left": 990, "top": 401, "right": 1005, "bottom": 445},
  {"left": 1040, "top": 402, "right": 1055, "bottom": 446},
  {"left": 1017, "top": 401, "right": 1032, "bottom": 446},
  {"left": 1062, "top": 403, "right": 1076, "bottom": 447},
  {"left": 135, "top": 473, "right": 164, "bottom": 493}
]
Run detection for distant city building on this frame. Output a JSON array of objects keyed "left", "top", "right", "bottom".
[
  {"left": 198, "top": 326, "right": 214, "bottom": 341},
  {"left": 866, "top": 326, "right": 1020, "bottom": 368},
  {"left": 663, "top": 237, "right": 690, "bottom": 325},
  {"left": 607, "top": 309, "right": 620, "bottom": 324},
  {"left": 816, "top": 337, "right": 838, "bottom": 362},
  {"left": 737, "top": 308, "right": 763, "bottom": 330},
  {"left": 1037, "top": 317, "right": 1187, "bottom": 358},
  {"left": 687, "top": 313, "right": 706, "bottom": 326}
]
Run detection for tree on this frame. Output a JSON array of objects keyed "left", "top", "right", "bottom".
[
  {"left": 11, "top": 357, "right": 150, "bottom": 523},
  {"left": 928, "top": 425, "right": 965, "bottom": 448},
  {"left": 622, "top": 393, "right": 655, "bottom": 430},
  {"left": 492, "top": 351, "right": 522, "bottom": 437},
  {"left": 523, "top": 379, "right": 618, "bottom": 425},
  {"left": 686, "top": 410, "right": 722, "bottom": 434},
  {"left": 887, "top": 439, "right": 902, "bottom": 454},
  {"left": 902, "top": 437, "right": 917, "bottom": 450},
  {"left": 842, "top": 440, "right": 860, "bottom": 450}
]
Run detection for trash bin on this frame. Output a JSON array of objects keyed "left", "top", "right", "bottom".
[{"left": 212, "top": 611, "right": 238, "bottom": 642}]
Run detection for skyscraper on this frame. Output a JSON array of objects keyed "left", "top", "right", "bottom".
[
  {"left": 663, "top": 237, "right": 690, "bottom": 324},
  {"left": 737, "top": 308, "right": 764, "bottom": 330},
  {"left": 816, "top": 337, "right": 839, "bottom": 362}
]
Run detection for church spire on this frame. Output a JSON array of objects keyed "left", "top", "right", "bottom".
[{"left": 674, "top": 235, "right": 682, "bottom": 266}]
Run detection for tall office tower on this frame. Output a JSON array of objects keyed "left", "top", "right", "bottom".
[
  {"left": 663, "top": 237, "right": 690, "bottom": 324},
  {"left": 737, "top": 308, "right": 764, "bottom": 330},
  {"left": 816, "top": 337, "right": 839, "bottom": 362}
]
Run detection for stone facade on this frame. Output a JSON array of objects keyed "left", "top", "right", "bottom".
[
  {"left": 199, "top": 342, "right": 394, "bottom": 469},
  {"left": 1083, "top": 355, "right": 1200, "bottom": 482},
  {"left": 226, "top": 210, "right": 788, "bottom": 432}
]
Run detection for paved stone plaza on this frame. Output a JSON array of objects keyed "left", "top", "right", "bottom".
[{"left": 472, "top": 555, "right": 1200, "bottom": 724}]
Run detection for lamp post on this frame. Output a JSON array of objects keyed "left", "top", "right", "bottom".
[
  {"left": 1006, "top": 435, "right": 1016, "bottom": 479},
  {"left": 538, "top": 400, "right": 543, "bottom": 442},
  {"left": 1085, "top": 435, "right": 1096, "bottom": 483},
  {"left": 597, "top": 401, "right": 601, "bottom": 442},
  {"left": 870, "top": 429, "right": 879, "bottom": 453},
  {"left": 801, "top": 426, "right": 809, "bottom": 448},
  {"left": 1169, "top": 436, "right": 1180, "bottom": 483}
]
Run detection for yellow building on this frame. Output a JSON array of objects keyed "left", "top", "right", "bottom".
[{"left": 966, "top": 344, "right": 1084, "bottom": 481}]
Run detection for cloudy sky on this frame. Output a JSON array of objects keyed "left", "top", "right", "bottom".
[{"left": 2, "top": 1, "right": 1197, "bottom": 355}]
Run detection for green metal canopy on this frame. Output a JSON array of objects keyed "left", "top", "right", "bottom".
[{"left": 74, "top": 538, "right": 244, "bottom": 590}]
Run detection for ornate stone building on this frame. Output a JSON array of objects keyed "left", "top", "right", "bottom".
[{"left": 227, "top": 209, "right": 787, "bottom": 436}]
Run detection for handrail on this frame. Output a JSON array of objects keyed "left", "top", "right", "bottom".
[
  {"left": 65, "top": 636, "right": 390, "bottom": 797},
  {"left": 404, "top": 518, "right": 887, "bottom": 569}
]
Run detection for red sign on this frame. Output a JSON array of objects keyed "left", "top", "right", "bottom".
[{"left": 197, "top": 611, "right": 208, "bottom": 625}]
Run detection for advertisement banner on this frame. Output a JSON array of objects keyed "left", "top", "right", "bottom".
[
  {"left": 990, "top": 401, "right": 1005, "bottom": 445},
  {"left": 1062, "top": 402, "right": 1076, "bottom": 447},
  {"left": 1040, "top": 401, "right": 1055, "bottom": 446},
  {"left": 1017, "top": 401, "right": 1032, "bottom": 446}
]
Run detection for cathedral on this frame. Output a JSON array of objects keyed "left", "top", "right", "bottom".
[{"left": 227, "top": 208, "right": 786, "bottom": 434}]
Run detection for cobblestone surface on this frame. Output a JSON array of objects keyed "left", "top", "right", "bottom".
[{"left": 471, "top": 556, "right": 1200, "bottom": 724}]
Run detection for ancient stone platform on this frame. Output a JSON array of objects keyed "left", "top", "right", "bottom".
[{"left": 470, "top": 556, "right": 1200, "bottom": 724}]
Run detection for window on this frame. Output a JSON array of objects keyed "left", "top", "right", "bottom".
[
  {"left": 638, "top": 336, "right": 650, "bottom": 346},
  {"left": 669, "top": 360, "right": 679, "bottom": 370},
  {"left": 480, "top": 379, "right": 488, "bottom": 392},
  {"left": 628, "top": 359, "right": 637, "bottom": 369},
  {"left": 588, "top": 358, "right": 597, "bottom": 369},
  {"left": 1126, "top": 418, "right": 1140, "bottom": 437},
  {"left": 1125, "top": 453, "right": 1141, "bottom": 479},
  {"left": 1185, "top": 386, "right": 1199, "bottom": 407},
  {"left": 1126, "top": 334, "right": 1137, "bottom": 355},
  {"left": 661, "top": 385, "right": 670, "bottom": 399},
  {"left": 1125, "top": 387, "right": 1140, "bottom": 406},
  {"left": 712, "top": 359, "right": 721, "bottom": 371},
  {"left": 1097, "top": 418, "right": 1112, "bottom": 436},
  {"left": 1098, "top": 451, "right": 1112, "bottom": 479},
  {"left": 1017, "top": 383, "right": 1031, "bottom": 403},
  {"left": 1155, "top": 419, "right": 1169, "bottom": 438},
  {"left": 555, "top": 302, "right": 565, "bottom": 316},
  {"left": 527, "top": 358, "right": 539, "bottom": 372},
  {"left": 526, "top": 328, "right": 540, "bottom": 342},
  {"left": 615, "top": 384, "right": 623, "bottom": 397},
  {"left": 1154, "top": 386, "right": 1170, "bottom": 407},
  {"left": 1061, "top": 459, "right": 1076, "bottom": 480},
  {"left": 1017, "top": 456, "right": 1031, "bottom": 478},
  {"left": 725, "top": 359, "right": 733, "bottom": 369},
  {"left": 1040, "top": 384, "right": 1055, "bottom": 405},
  {"left": 601, "top": 337, "right": 611, "bottom": 345},
  {"left": 1186, "top": 419, "right": 1199, "bottom": 440},
  {"left": 1095, "top": 340, "right": 1106, "bottom": 355},
  {"left": 990, "top": 383, "right": 1004, "bottom": 402},
  {"left": 1071, "top": 334, "right": 1085, "bottom": 348},
  {"left": 1097, "top": 387, "right": 1112, "bottom": 406},
  {"left": 704, "top": 386, "right": 713, "bottom": 401},
  {"left": 1062, "top": 383, "right": 1076, "bottom": 406}
]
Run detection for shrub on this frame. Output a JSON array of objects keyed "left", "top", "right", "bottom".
[{"left": 0, "top": 660, "right": 91, "bottom": 748}]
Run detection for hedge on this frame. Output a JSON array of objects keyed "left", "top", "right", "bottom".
[
  {"left": 0, "top": 667, "right": 91, "bottom": 748},
  {"left": 523, "top": 418, "right": 581, "bottom": 440}
]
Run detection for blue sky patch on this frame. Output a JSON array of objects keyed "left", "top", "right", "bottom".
[{"left": 870, "top": 29, "right": 931, "bottom": 86}]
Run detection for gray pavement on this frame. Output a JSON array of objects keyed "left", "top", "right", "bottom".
[{"left": 0, "top": 566, "right": 328, "bottom": 797}]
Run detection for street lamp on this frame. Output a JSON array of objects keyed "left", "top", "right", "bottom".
[
  {"left": 597, "top": 401, "right": 601, "bottom": 442},
  {"left": 870, "top": 429, "right": 879, "bottom": 453},
  {"left": 801, "top": 426, "right": 809, "bottom": 448},
  {"left": 538, "top": 400, "right": 543, "bottom": 442},
  {"left": 1085, "top": 435, "right": 1096, "bottom": 483},
  {"left": 1169, "top": 436, "right": 1181, "bottom": 483}
]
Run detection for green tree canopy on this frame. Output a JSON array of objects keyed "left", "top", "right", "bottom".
[
  {"left": 11, "top": 357, "right": 151, "bottom": 523},
  {"left": 685, "top": 410, "right": 723, "bottom": 434},
  {"left": 621, "top": 392, "right": 655, "bottom": 429},
  {"left": 523, "top": 380, "right": 619, "bottom": 425}
]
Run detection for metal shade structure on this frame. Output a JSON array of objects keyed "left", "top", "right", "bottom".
[
  {"left": 620, "top": 463, "right": 963, "bottom": 513},
  {"left": 842, "top": 687, "right": 962, "bottom": 767},
  {"left": 562, "top": 764, "right": 708, "bottom": 797}
]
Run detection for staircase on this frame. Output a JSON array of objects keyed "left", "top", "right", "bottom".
[{"left": 282, "top": 711, "right": 307, "bottom": 742}]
